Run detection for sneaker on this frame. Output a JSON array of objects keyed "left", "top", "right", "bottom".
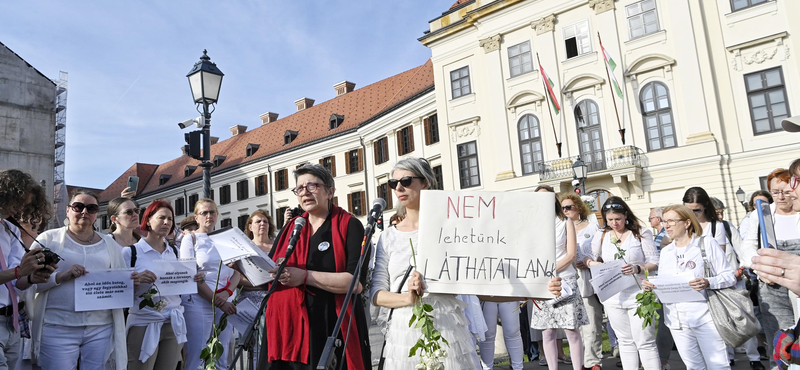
[
  {"left": 539, "top": 357, "right": 547, "bottom": 366},
  {"left": 662, "top": 363, "right": 671, "bottom": 370},
  {"left": 615, "top": 360, "right": 622, "bottom": 368},
  {"left": 730, "top": 360, "right": 735, "bottom": 366},
  {"left": 559, "top": 356, "right": 572, "bottom": 364},
  {"left": 750, "top": 361, "right": 766, "bottom": 370},
  {"left": 758, "top": 346, "right": 768, "bottom": 361},
  {"left": 612, "top": 346, "right": 620, "bottom": 358}
]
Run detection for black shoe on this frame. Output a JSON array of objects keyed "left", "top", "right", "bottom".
[
  {"left": 730, "top": 360, "right": 735, "bottom": 366},
  {"left": 758, "top": 346, "right": 768, "bottom": 360},
  {"left": 751, "top": 361, "right": 765, "bottom": 370}
]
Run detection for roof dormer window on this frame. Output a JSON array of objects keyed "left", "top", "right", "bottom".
[
  {"left": 184, "top": 165, "right": 197, "bottom": 178},
  {"left": 329, "top": 114, "right": 345, "bottom": 130},
  {"left": 284, "top": 130, "right": 298, "bottom": 145},
  {"left": 213, "top": 155, "right": 227, "bottom": 167},
  {"left": 158, "top": 174, "right": 172, "bottom": 186},
  {"left": 246, "top": 143, "right": 260, "bottom": 157}
]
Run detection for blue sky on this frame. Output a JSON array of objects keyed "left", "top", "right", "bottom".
[{"left": 1, "top": 1, "right": 452, "bottom": 189}]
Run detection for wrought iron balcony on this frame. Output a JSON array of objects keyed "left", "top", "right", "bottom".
[{"left": 539, "top": 145, "right": 648, "bottom": 181}]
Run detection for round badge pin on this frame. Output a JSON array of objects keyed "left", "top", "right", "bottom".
[
  {"left": 685, "top": 261, "right": 696, "bottom": 270},
  {"left": 318, "top": 241, "right": 330, "bottom": 251}
]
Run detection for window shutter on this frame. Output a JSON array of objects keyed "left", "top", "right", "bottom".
[
  {"left": 274, "top": 171, "right": 279, "bottom": 191},
  {"left": 373, "top": 144, "right": 379, "bottom": 165},
  {"left": 333, "top": 196, "right": 338, "bottom": 207},
  {"left": 423, "top": 117, "right": 431, "bottom": 145},
  {"left": 387, "top": 188, "right": 393, "bottom": 209},
  {"left": 319, "top": 158, "right": 324, "bottom": 166},
  {"left": 330, "top": 156, "right": 337, "bottom": 177},
  {"left": 360, "top": 191, "right": 366, "bottom": 216},
  {"left": 383, "top": 139, "right": 389, "bottom": 162},
  {"left": 344, "top": 151, "right": 351, "bottom": 174},
  {"left": 347, "top": 193, "right": 353, "bottom": 213},
  {"left": 357, "top": 148, "right": 363, "bottom": 171},
  {"left": 397, "top": 132, "right": 403, "bottom": 156},
  {"left": 408, "top": 126, "right": 415, "bottom": 153}
]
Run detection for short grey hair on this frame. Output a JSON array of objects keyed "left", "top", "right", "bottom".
[
  {"left": 650, "top": 206, "right": 664, "bottom": 218},
  {"left": 710, "top": 197, "right": 725, "bottom": 210},
  {"left": 294, "top": 163, "right": 335, "bottom": 189},
  {"left": 391, "top": 158, "right": 438, "bottom": 190}
]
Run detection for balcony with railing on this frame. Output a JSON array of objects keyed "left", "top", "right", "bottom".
[{"left": 539, "top": 145, "right": 648, "bottom": 181}]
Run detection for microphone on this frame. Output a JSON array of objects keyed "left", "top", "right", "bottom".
[
  {"left": 286, "top": 217, "right": 307, "bottom": 254},
  {"left": 367, "top": 198, "right": 387, "bottom": 225}
]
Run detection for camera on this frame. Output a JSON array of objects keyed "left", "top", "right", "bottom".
[
  {"left": 290, "top": 207, "right": 304, "bottom": 218},
  {"left": 40, "top": 249, "right": 63, "bottom": 266},
  {"left": 571, "top": 179, "right": 581, "bottom": 187}
]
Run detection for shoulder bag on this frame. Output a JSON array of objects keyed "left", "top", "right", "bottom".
[
  {"left": 699, "top": 236, "right": 761, "bottom": 347},
  {"left": 377, "top": 265, "right": 414, "bottom": 370}
]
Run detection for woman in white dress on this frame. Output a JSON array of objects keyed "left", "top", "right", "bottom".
[
  {"left": 180, "top": 199, "right": 241, "bottom": 370},
  {"left": 530, "top": 188, "right": 587, "bottom": 370},
  {"left": 561, "top": 193, "right": 603, "bottom": 370},
  {"left": 370, "top": 158, "right": 563, "bottom": 369},
  {"left": 582, "top": 196, "right": 660, "bottom": 370},
  {"left": 642, "top": 205, "right": 735, "bottom": 370}
]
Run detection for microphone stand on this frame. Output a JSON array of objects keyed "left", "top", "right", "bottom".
[{"left": 316, "top": 220, "right": 380, "bottom": 370}]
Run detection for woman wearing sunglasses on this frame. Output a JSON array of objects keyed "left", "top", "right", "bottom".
[
  {"left": 682, "top": 187, "right": 728, "bottom": 253},
  {"left": 641, "top": 205, "right": 735, "bottom": 370},
  {"left": 371, "top": 158, "right": 564, "bottom": 369},
  {"left": 32, "top": 189, "right": 134, "bottom": 370},
  {"left": 181, "top": 198, "right": 240, "bottom": 370},
  {"left": 582, "top": 197, "right": 660, "bottom": 370},
  {"left": 258, "top": 164, "right": 370, "bottom": 370},
  {"left": 107, "top": 197, "right": 141, "bottom": 248}
]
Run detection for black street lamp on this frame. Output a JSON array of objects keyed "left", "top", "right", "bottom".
[
  {"left": 186, "top": 50, "right": 224, "bottom": 199},
  {"left": 572, "top": 157, "right": 588, "bottom": 194},
  {"left": 736, "top": 187, "right": 747, "bottom": 210}
]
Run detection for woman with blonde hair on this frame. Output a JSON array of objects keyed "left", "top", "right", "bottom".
[
  {"left": 561, "top": 193, "right": 603, "bottom": 370},
  {"left": 642, "top": 205, "right": 735, "bottom": 369},
  {"left": 181, "top": 199, "right": 241, "bottom": 370},
  {"left": 245, "top": 209, "right": 276, "bottom": 253}
]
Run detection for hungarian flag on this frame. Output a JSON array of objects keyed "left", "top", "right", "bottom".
[
  {"left": 600, "top": 40, "right": 624, "bottom": 99},
  {"left": 539, "top": 63, "right": 560, "bottom": 115}
]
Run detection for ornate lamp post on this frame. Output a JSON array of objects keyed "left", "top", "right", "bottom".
[
  {"left": 572, "top": 157, "right": 588, "bottom": 194},
  {"left": 186, "top": 50, "right": 224, "bottom": 198}
]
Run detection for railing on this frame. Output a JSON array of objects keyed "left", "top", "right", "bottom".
[{"left": 539, "top": 145, "right": 647, "bottom": 181}]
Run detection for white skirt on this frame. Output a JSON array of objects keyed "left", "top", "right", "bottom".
[{"left": 382, "top": 294, "right": 478, "bottom": 369}]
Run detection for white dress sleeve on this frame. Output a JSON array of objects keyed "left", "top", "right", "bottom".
[
  {"left": 370, "top": 231, "right": 391, "bottom": 303},
  {"left": 704, "top": 237, "right": 736, "bottom": 290}
]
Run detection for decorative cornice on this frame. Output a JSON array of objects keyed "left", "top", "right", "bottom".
[
  {"left": 479, "top": 35, "right": 502, "bottom": 53},
  {"left": 531, "top": 14, "right": 556, "bottom": 35},
  {"left": 588, "top": 0, "right": 615, "bottom": 14}
]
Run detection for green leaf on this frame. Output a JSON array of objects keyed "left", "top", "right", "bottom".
[
  {"left": 409, "top": 314, "right": 417, "bottom": 327},
  {"left": 139, "top": 300, "right": 148, "bottom": 310},
  {"left": 422, "top": 304, "right": 434, "bottom": 312}
]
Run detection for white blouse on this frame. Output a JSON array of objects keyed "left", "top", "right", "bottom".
[
  {"left": 576, "top": 221, "right": 601, "bottom": 297},
  {"left": 370, "top": 227, "right": 418, "bottom": 298},
  {"left": 554, "top": 218, "right": 576, "bottom": 278},
  {"left": 591, "top": 227, "right": 658, "bottom": 306},
  {"left": 657, "top": 235, "right": 735, "bottom": 329},
  {"left": 180, "top": 233, "right": 234, "bottom": 294}
]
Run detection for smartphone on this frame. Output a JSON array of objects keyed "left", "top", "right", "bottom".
[
  {"left": 127, "top": 176, "right": 139, "bottom": 193},
  {"left": 756, "top": 199, "right": 776, "bottom": 248}
]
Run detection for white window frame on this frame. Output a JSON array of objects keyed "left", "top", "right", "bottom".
[
  {"left": 450, "top": 66, "right": 472, "bottom": 99},
  {"left": 562, "top": 20, "right": 592, "bottom": 59},
  {"left": 508, "top": 41, "right": 534, "bottom": 78},
  {"left": 626, "top": 0, "right": 660, "bottom": 39}
]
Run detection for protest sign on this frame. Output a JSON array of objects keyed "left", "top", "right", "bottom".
[
  {"left": 589, "top": 261, "right": 638, "bottom": 302},
  {"left": 75, "top": 268, "right": 134, "bottom": 311},
  {"left": 417, "top": 190, "right": 556, "bottom": 298},
  {"left": 649, "top": 274, "right": 707, "bottom": 303},
  {"left": 150, "top": 260, "right": 197, "bottom": 296},
  {"left": 228, "top": 298, "right": 260, "bottom": 334},
  {"left": 236, "top": 252, "right": 277, "bottom": 287},
  {"left": 207, "top": 227, "right": 259, "bottom": 262}
]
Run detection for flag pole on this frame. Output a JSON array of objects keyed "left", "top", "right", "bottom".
[
  {"left": 598, "top": 32, "right": 625, "bottom": 145},
  {"left": 537, "top": 53, "right": 562, "bottom": 157}
]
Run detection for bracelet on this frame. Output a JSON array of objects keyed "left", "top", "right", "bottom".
[
  {"left": 27, "top": 275, "right": 32, "bottom": 284},
  {"left": 14, "top": 267, "right": 19, "bottom": 280},
  {"left": 636, "top": 265, "right": 642, "bottom": 274}
]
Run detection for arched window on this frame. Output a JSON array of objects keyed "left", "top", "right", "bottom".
[
  {"left": 574, "top": 99, "right": 605, "bottom": 171},
  {"left": 640, "top": 82, "right": 676, "bottom": 151},
  {"left": 518, "top": 114, "right": 544, "bottom": 175}
]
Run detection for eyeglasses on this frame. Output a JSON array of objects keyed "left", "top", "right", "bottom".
[
  {"left": 602, "top": 204, "right": 625, "bottom": 212},
  {"left": 388, "top": 176, "right": 425, "bottom": 190},
  {"left": 197, "top": 210, "right": 217, "bottom": 217},
  {"left": 691, "top": 208, "right": 703, "bottom": 214},
  {"left": 118, "top": 208, "right": 140, "bottom": 216},
  {"left": 70, "top": 202, "right": 99, "bottom": 214},
  {"left": 292, "top": 182, "right": 323, "bottom": 196},
  {"left": 661, "top": 219, "right": 686, "bottom": 226},
  {"left": 562, "top": 205, "right": 574, "bottom": 211},
  {"left": 791, "top": 175, "right": 799, "bottom": 191},
  {"left": 771, "top": 190, "right": 795, "bottom": 198}
]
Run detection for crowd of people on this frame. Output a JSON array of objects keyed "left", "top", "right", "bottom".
[{"left": 0, "top": 153, "right": 799, "bottom": 370}]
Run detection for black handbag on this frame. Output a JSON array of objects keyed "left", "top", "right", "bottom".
[{"left": 377, "top": 265, "right": 414, "bottom": 370}]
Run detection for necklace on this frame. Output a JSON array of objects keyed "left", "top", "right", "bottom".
[
  {"left": 574, "top": 219, "right": 586, "bottom": 226},
  {"left": 69, "top": 228, "right": 95, "bottom": 244}
]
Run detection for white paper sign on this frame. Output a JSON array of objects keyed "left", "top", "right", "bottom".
[
  {"left": 417, "top": 190, "right": 557, "bottom": 298},
  {"left": 589, "top": 260, "right": 625, "bottom": 278},
  {"left": 589, "top": 264, "right": 637, "bottom": 302},
  {"left": 207, "top": 227, "right": 259, "bottom": 262},
  {"left": 74, "top": 268, "right": 134, "bottom": 311},
  {"left": 236, "top": 251, "right": 277, "bottom": 287},
  {"left": 150, "top": 260, "right": 198, "bottom": 296},
  {"left": 649, "top": 275, "right": 707, "bottom": 303},
  {"left": 227, "top": 298, "right": 260, "bottom": 334}
]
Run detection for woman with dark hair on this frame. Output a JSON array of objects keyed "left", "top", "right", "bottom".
[
  {"left": 245, "top": 209, "right": 276, "bottom": 253},
  {"left": 531, "top": 189, "right": 587, "bottom": 370},
  {"left": 32, "top": 189, "right": 134, "bottom": 370},
  {"left": 107, "top": 197, "right": 141, "bottom": 248},
  {"left": 683, "top": 187, "right": 727, "bottom": 252},
  {"left": 259, "top": 163, "right": 370, "bottom": 369},
  {"left": 581, "top": 196, "right": 659, "bottom": 370},
  {"left": 123, "top": 200, "right": 186, "bottom": 370},
  {"left": 738, "top": 190, "right": 774, "bottom": 240}
]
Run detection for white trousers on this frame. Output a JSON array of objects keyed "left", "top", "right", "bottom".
[
  {"left": 38, "top": 323, "right": 113, "bottom": 370},
  {"left": 478, "top": 302, "right": 524, "bottom": 370},
  {"left": 605, "top": 305, "right": 660, "bottom": 370},
  {"left": 581, "top": 295, "right": 604, "bottom": 367},
  {"left": 183, "top": 295, "right": 232, "bottom": 370},
  {"left": 671, "top": 320, "right": 731, "bottom": 370},
  {"left": 727, "top": 337, "right": 760, "bottom": 362}
]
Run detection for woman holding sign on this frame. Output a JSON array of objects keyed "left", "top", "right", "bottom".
[
  {"left": 123, "top": 200, "right": 187, "bottom": 370},
  {"left": 181, "top": 199, "right": 240, "bottom": 370},
  {"left": 641, "top": 205, "right": 735, "bottom": 369},
  {"left": 32, "top": 189, "right": 130, "bottom": 370},
  {"left": 371, "top": 158, "right": 564, "bottom": 369},
  {"left": 582, "top": 197, "right": 660, "bottom": 370},
  {"left": 258, "top": 164, "right": 371, "bottom": 370}
]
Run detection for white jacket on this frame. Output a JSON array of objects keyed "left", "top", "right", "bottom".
[
  {"left": 737, "top": 203, "right": 800, "bottom": 268},
  {"left": 658, "top": 235, "right": 736, "bottom": 330},
  {"left": 31, "top": 227, "right": 127, "bottom": 369}
]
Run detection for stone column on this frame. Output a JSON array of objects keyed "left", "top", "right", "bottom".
[{"left": 479, "top": 34, "right": 516, "bottom": 181}]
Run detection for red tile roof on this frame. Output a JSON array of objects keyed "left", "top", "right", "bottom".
[
  {"left": 449, "top": 0, "right": 473, "bottom": 10},
  {"left": 101, "top": 59, "right": 434, "bottom": 202},
  {"left": 98, "top": 163, "right": 159, "bottom": 203}
]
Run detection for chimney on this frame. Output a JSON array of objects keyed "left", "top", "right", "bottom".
[
  {"left": 295, "top": 97, "right": 315, "bottom": 112},
  {"left": 229, "top": 125, "right": 247, "bottom": 137},
  {"left": 260, "top": 112, "right": 279, "bottom": 125},
  {"left": 210, "top": 136, "right": 219, "bottom": 145},
  {"left": 334, "top": 81, "right": 356, "bottom": 96}
]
